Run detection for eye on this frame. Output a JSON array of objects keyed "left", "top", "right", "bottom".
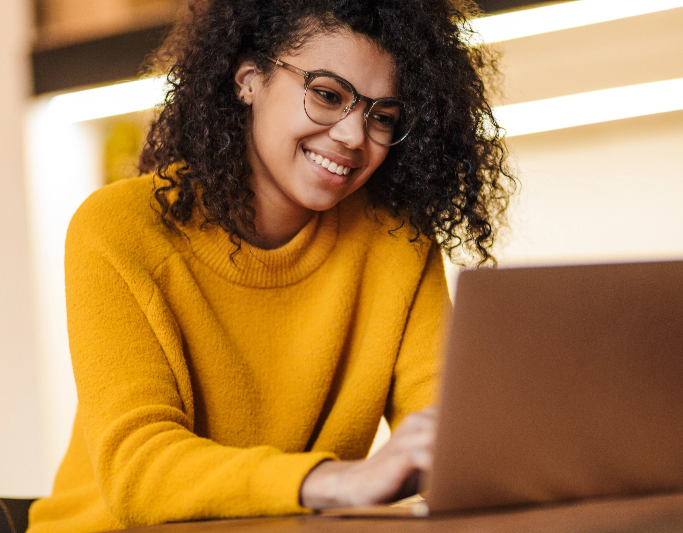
[
  {"left": 312, "top": 88, "right": 342, "bottom": 105},
  {"left": 369, "top": 112, "right": 397, "bottom": 129}
]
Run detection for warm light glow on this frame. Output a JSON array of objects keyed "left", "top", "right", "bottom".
[
  {"left": 495, "top": 78, "right": 683, "bottom": 137},
  {"left": 47, "top": 77, "right": 167, "bottom": 122},
  {"left": 471, "top": 0, "right": 683, "bottom": 43},
  {"left": 47, "top": 77, "right": 683, "bottom": 135}
]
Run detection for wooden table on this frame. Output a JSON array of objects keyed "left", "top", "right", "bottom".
[{"left": 119, "top": 492, "right": 683, "bottom": 532}]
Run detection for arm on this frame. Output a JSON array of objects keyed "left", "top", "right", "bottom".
[
  {"left": 65, "top": 227, "right": 335, "bottom": 527},
  {"left": 301, "top": 245, "right": 450, "bottom": 508}
]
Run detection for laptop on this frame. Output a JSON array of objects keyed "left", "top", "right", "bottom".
[{"left": 324, "top": 260, "right": 683, "bottom": 517}]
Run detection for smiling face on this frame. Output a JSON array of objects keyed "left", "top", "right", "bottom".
[{"left": 235, "top": 30, "right": 398, "bottom": 242}]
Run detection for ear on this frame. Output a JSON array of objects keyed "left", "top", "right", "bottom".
[{"left": 235, "top": 61, "right": 258, "bottom": 105}]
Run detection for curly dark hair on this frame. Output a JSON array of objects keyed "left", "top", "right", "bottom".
[{"left": 139, "top": 0, "right": 516, "bottom": 264}]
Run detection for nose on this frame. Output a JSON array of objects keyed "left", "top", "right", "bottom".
[{"left": 327, "top": 105, "right": 367, "bottom": 149}]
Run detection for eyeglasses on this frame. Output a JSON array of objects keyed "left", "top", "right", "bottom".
[{"left": 267, "top": 58, "right": 413, "bottom": 146}]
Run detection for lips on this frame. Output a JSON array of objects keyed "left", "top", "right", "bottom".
[{"left": 305, "top": 150, "right": 351, "bottom": 176}]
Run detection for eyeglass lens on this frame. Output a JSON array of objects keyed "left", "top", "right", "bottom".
[{"left": 304, "top": 76, "right": 409, "bottom": 146}]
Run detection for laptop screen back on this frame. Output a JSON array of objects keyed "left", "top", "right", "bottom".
[{"left": 428, "top": 261, "right": 683, "bottom": 513}]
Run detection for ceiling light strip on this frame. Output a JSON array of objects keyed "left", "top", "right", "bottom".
[
  {"left": 471, "top": 0, "right": 683, "bottom": 43},
  {"left": 45, "top": 77, "right": 683, "bottom": 138},
  {"left": 495, "top": 78, "right": 683, "bottom": 137},
  {"left": 46, "top": 77, "right": 167, "bottom": 123}
]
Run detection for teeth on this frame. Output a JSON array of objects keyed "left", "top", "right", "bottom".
[{"left": 306, "top": 150, "right": 351, "bottom": 176}]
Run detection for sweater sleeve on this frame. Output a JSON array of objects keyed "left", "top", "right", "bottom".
[
  {"left": 64, "top": 221, "right": 335, "bottom": 527},
  {"left": 384, "top": 244, "right": 451, "bottom": 428}
]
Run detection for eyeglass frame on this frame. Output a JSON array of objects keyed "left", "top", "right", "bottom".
[{"left": 266, "top": 57, "right": 413, "bottom": 146}]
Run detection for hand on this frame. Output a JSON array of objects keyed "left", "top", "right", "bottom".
[{"left": 300, "top": 406, "right": 436, "bottom": 509}]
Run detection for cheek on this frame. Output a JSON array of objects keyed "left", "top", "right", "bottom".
[
  {"left": 367, "top": 146, "right": 390, "bottom": 172},
  {"left": 354, "top": 148, "right": 390, "bottom": 191},
  {"left": 251, "top": 109, "right": 296, "bottom": 157},
  {"left": 254, "top": 107, "right": 320, "bottom": 152}
]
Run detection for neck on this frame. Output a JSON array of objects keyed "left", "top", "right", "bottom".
[{"left": 240, "top": 190, "right": 314, "bottom": 250}]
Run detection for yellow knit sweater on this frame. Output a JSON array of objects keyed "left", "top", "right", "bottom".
[{"left": 28, "top": 175, "right": 449, "bottom": 533}]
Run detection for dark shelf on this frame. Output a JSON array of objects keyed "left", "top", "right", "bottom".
[
  {"left": 32, "top": 0, "right": 559, "bottom": 95},
  {"left": 32, "top": 25, "right": 169, "bottom": 95},
  {"left": 477, "top": 0, "right": 554, "bottom": 13}
]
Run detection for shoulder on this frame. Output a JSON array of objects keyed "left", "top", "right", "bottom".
[
  {"left": 69, "top": 175, "right": 157, "bottom": 230},
  {"left": 338, "top": 187, "right": 435, "bottom": 263},
  {"left": 335, "top": 188, "right": 441, "bottom": 292},
  {"left": 66, "top": 175, "right": 176, "bottom": 270}
]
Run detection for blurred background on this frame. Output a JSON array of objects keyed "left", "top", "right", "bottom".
[{"left": 1, "top": 0, "right": 682, "bottom": 497}]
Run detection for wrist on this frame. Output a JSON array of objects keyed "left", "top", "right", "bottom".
[{"left": 300, "top": 459, "right": 357, "bottom": 509}]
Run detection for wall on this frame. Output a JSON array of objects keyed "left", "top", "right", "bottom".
[
  {"left": 493, "top": 7, "right": 683, "bottom": 265},
  {"left": 502, "top": 110, "right": 683, "bottom": 265},
  {"left": 0, "top": 0, "right": 48, "bottom": 496}
]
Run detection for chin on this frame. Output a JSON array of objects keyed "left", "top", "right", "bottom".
[
  {"left": 296, "top": 190, "right": 350, "bottom": 212},
  {"left": 302, "top": 199, "right": 342, "bottom": 212}
]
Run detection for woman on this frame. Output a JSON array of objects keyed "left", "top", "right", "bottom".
[{"left": 29, "top": 0, "right": 513, "bottom": 531}]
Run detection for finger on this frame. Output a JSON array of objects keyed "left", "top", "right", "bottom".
[
  {"left": 388, "top": 428, "right": 434, "bottom": 453},
  {"left": 397, "top": 411, "right": 436, "bottom": 432},
  {"left": 409, "top": 447, "right": 433, "bottom": 470},
  {"left": 392, "top": 412, "right": 437, "bottom": 441},
  {"left": 372, "top": 431, "right": 434, "bottom": 471},
  {"left": 420, "top": 405, "right": 438, "bottom": 418}
]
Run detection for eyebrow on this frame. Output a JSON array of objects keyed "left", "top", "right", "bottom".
[
  {"left": 309, "top": 68, "right": 345, "bottom": 79},
  {"left": 305, "top": 66, "right": 398, "bottom": 100}
]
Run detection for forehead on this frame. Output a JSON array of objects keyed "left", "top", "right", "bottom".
[{"left": 279, "top": 31, "right": 398, "bottom": 98}]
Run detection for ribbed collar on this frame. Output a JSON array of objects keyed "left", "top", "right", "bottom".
[{"left": 184, "top": 206, "right": 339, "bottom": 288}]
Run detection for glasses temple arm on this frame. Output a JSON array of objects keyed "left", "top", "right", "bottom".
[{"left": 267, "top": 58, "right": 310, "bottom": 80}]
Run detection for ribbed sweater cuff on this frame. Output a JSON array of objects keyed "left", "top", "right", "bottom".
[{"left": 249, "top": 451, "right": 337, "bottom": 514}]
